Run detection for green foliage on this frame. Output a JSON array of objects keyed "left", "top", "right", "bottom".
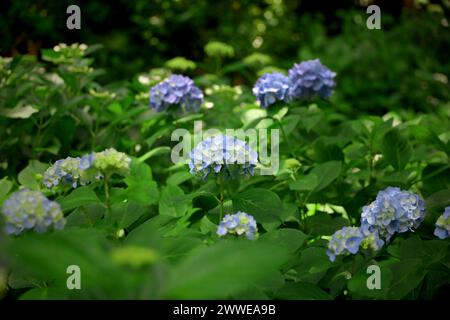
[{"left": 1, "top": 3, "right": 450, "bottom": 300}]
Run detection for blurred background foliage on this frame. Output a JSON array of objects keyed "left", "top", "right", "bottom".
[{"left": 1, "top": 0, "right": 449, "bottom": 114}]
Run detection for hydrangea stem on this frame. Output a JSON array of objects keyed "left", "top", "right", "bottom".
[
  {"left": 218, "top": 173, "right": 225, "bottom": 221},
  {"left": 103, "top": 174, "right": 111, "bottom": 210},
  {"left": 270, "top": 116, "right": 296, "bottom": 159}
]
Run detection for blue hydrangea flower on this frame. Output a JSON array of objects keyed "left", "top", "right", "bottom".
[
  {"left": 1, "top": 189, "right": 65, "bottom": 235},
  {"left": 217, "top": 211, "right": 258, "bottom": 240},
  {"left": 434, "top": 206, "right": 450, "bottom": 239},
  {"left": 252, "top": 72, "right": 291, "bottom": 108},
  {"left": 149, "top": 74, "right": 204, "bottom": 113},
  {"left": 360, "top": 187, "right": 426, "bottom": 242},
  {"left": 288, "top": 59, "right": 336, "bottom": 100},
  {"left": 359, "top": 227, "right": 385, "bottom": 252},
  {"left": 188, "top": 135, "right": 258, "bottom": 179},
  {"left": 327, "top": 227, "right": 364, "bottom": 262},
  {"left": 43, "top": 154, "right": 95, "bottom": 188}
]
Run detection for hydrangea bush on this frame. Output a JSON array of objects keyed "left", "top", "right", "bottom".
[{"left": 0, "top": 43, "right": 449, "bottom": 301}]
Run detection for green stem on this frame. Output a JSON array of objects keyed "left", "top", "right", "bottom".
[
  {"left": 103, "top": 174, "right": 111, "bottom": 210},
  {"left": 271, "top": 116, "right": 296, "bottom": 159},
  {"left": 218, "top": 173, "right": 225, "bottom": 221}
]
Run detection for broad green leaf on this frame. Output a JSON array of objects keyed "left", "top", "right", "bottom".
[
  {"left": 311, "top": 161, "right": 342, "bottom": 191},
  {"left": 159, "top": 185, "right": 189, "bottom": 217},
  {"left": 289, "top": 173, "right": 318, "bottom": 191},
  {"left": 305, "top": 212, "right": 349, "bottom": 236},
  {"left": 58, "top": 186, "right": 101, "bottom": 212},
  {"left": 347, "top": 260, "right": 394, "bottom": 299},
  {"left": 164, "top": 240, "right": 289, "bottom": 299},
  {"left": 425, "top": 189, "right": 450, "bottom": 210},
  {"left": 0, "top": 178, "right": 13, "bottom": 202},
  {"left": 381, "top": 129, "right": 412, "bottom": 170},
  {"left": 125, "top": 161, "right": 159, "bottom": 205},
  {"left": 260, "top": 228, "right": 308, "bottom": 253},
  {"left": 295, "top": 246, "right": 333, "bottom": 275},
  {"left": 106, "top": 202, "right": 148, "bottom": 229},
  {"left": 18, "top": 160, "right": 48, "bottom": 190},
  {"left": 167, "top": 171, "right": 193, "bottom": 186},
  {"left": 232, "top": 188, "right": 283, "bottom": 223}
]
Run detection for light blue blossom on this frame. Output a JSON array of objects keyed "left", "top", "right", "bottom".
[
  {"left": 327, "top": 226, "right": 385, "bottom": 262},
  {"left": 217, "top": 211, "right": 258, "bottom": 240},
  {"left": 188, "top": 135, "right": 258, "bottom": 179},
  {"left": 1, "top": 189, "right": 65, "bottom": 235},
  {"left": 360, "top": 187, "right": 426, "bottom": 242},
  {"left": 327, "top": 227, "right": 364, "bottom": 262},
  {"left": 42, "top": 154, "right": 95, "bottom": 188},
  {"left": 288, "top": 59, "right": 336, "bottom": 100},
  {"left": 149, "top": 74, "right": 204, "bottom": 113},
  {"left": 434, "top": 206, "right": 450, "bottom": 239},
  {"left": 252, "top": 72, "right": 291, "bottom": 108}
]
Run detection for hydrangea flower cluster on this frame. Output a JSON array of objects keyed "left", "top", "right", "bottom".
[
  {"left": 188, "top": 135, "right": 258, "bottom": 179},
  {"left": 434, "top": 206, "right": 450, "bottom": 239},
  {"left": 288, "top": 59, "right": 336, "bottom": 100},
  {"left": 1, "top": 189, "right": 65, "bottom": 235},
  {"left": 252, "top": 72, "right": 291, "bottom": 108},
  {"left": 93, "top": 148, "right": 131, "bottom": 174},
  {"left": 360, "top": 187, "right": 426, "bottom": 241},
  {"left": 327, "top": 186, "right": 426, "bottom": 262},
  {"left": 326, "top": 226, "right": 384, "bottom": 262},
  {"left": 149, "top": 74, "right": 204, "bottom": 113},
  {"left": 42, "top": 154, "right": 95, "bottom": 188},
  {"left": 217, "top": 211, "right": 258, "bottom": 240},
  {"left": 43, "top": 148, "right": 131, "bottom": 189},
  {"left": 327, "top": 227, "right": 364, "bottom": 262}
]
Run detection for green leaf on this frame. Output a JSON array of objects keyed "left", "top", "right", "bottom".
[
  {"left": 124, "top": 161, "right": 159, "bottom": 205},
  {"left": 159, "top": 185, "right": 189, "bottom": 217},
  {"left": 167, "top": 171, "right": 193, "bottom": 186},
  {"left": 164, "top": 240, "right": 289, "bottom": 299},
  {"left": 387, "top": 258, "right": 426, "bottom": 299},
  {"left": 0, "top": 178, "right": 13, "bottom": 203},
  {"left": 107, "top": 202, "right": 148, "bottom": 229},
  {"left": 311, "top": 161, "right": 342, "bottom": 191},
  {"left": 8, "top": 228, "right": 138, "bottom": 299},
  {"left": 381, "top": 129, "right": 412, "bottom": 170},
  {"left": 305, "top": 212, "right": 349, "bottom": 236},
  {"left": 107, "top": 102, "right": 123, "bottom": 115},
  {"left": 260, "top": 228, "right": 308, "bottom": 253},
  {"left": 295, "top": 247, "right": 333, "bottom": 275},
  {"left": 232, "top": 188, "right": 283, "bottom": 223},
  {"left": 58, "top": 186, "right": 101, "bottom": 212},
  {"left": 18, "top": 160, "right": 48, "bottom": 190},
  {"left": 425, "top": 189, "right": 450, "bottom": 210},
  {"left": 347, "top": 260, "right": 394, "bottom": 299},
  {"left": 289, "top": 173, "right": 318, "bottom": 191}
]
